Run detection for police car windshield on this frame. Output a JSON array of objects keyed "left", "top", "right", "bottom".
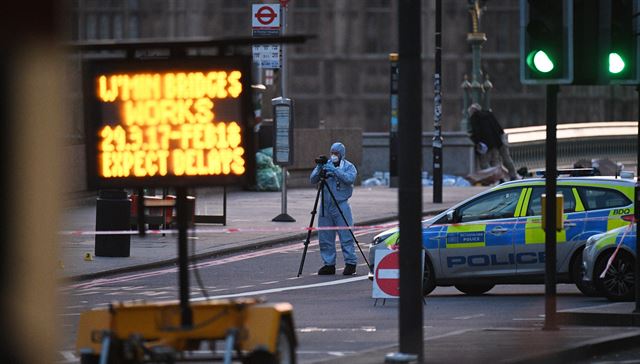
[{"left": 459, "top": 189, "right": 521, "bottom": 222}]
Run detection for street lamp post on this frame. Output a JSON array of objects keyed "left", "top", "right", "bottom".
[{"left": 461, "top": 0, "right": 491, "bottom": 132}]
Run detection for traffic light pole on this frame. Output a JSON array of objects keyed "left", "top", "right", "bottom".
[
  {"left": 389, "top": 53, "right": 399, "bottom": 188},
  {"left": 635, "top": 86, "right": 640, "bottom": 314},
  {"left": 394, "top": 0, "right": 424, "bottom": 362},
  {"left": 543, "top": 84, "right": 559, "bottom": 331},
  {"left": 433, "top": 0, "right": 443, "bottom": 204}
]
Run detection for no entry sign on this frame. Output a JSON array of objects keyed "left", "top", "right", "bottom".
[{"left": 372, "top": 250, "right": 400, "bottom": 298}]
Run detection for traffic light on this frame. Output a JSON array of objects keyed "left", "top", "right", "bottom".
[
  {"left": 571, "top": 0, "right": 639, "bottom": 85},
  {"left": 520, "top": 0, "right": 573, "bottom": 84},
  {"left": 607, "top": 0, "right": 639, "bottom": 84}
]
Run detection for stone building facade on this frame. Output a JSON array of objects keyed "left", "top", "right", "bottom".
[
  {"left": 66, "top": 0, "right": 636, "bottom": 171},
  {"left": 67, "top": 0, "right": 637, "bottom": 137}
]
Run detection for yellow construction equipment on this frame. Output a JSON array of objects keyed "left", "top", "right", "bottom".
[{"left": 76, "top": 298, "right": 296, "bottom": 363}]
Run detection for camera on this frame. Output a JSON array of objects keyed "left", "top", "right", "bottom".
[{"left": 315, "top": 155, "right": 328, "bottom": 165}]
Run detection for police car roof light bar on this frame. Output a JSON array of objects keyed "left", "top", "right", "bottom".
[{"left": 535, "top": 168, "right": 596, "bottom": 177}]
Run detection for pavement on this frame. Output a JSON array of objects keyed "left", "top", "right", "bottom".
[{"left": 60, "top": 185, "right": 640, "bottom": 363}]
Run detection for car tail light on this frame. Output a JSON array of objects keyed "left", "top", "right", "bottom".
[{"left": 621, "top": 214, "right": 635, "bottom": 222}]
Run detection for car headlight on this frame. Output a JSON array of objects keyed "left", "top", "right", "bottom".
[
  {"left": 371, "top": 232, "right": 394, "bottom": 246},
  {"left": 585, "top": 233, "right": 604, "bottom": 251}
]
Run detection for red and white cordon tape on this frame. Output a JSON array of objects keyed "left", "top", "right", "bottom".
[
  {"left": 58, "top": 214, "right": 633, "bottom": 236},
  {"left": 58, "top": 222, "right": 400, "bottom": 236},
  {"left": 58, "top": 215, "right": 634, "bottom": 237}
]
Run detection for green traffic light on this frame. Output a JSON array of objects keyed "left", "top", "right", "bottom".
[
  {"left": 526, "top": 50, "right": 555, "bottom": 73},
  {"left": 608, "top": 52, "right": 626, "bottom": 74}
]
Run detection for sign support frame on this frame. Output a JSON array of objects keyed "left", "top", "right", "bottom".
[{"left": 272, "top": 2, "right": 295, "bottom": 223}]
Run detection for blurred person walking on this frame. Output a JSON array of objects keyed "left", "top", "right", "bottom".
[{"left": 468, "top": 103, "right": 518, "bottom": 180}]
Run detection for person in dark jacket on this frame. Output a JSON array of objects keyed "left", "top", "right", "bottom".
[{"left": 468, "top": 103, "right": 518, "bottom": 180}]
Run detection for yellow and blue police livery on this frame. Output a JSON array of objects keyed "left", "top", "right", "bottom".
[
  {"left": 368, "top": 176, "right": 635, "bottom": 296},
  {"left": 583, "top": 224, "right": 637, "bottom": 301}
]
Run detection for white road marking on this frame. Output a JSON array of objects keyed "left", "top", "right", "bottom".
[
  {"left": 261, "top": 281, "right": 280, "bottom": 285},
  {"left": 298, "top": 326, "right": 377, "bottom": 333},
  {"left": 512, "top": 317, "right": 544, "bottom": 321},
  {"left": 558, "top": 302, "right": 630, "bottom": 313},
  {"left": 65, "top": 227, "right": 380, "bottom": 290},
  {"left": 425, "top": 329, "right": 475, "bottom": 341},
  {"left": 296, "top": 350, "right": 357, "bottom": 355},
  {"left": 139, "top": 291, "right": 170, "bottom": 297},
  {"left": 453, "top": 313, "right": 485, "bottom": 320},
  {"left": 60, "top": 350, "right": 77, "bottom": 361},
  {"left": 64, "top": 305, "right": 86, "bottom": 309},
  {"left": 192, "top": 276, "right": 368, "bottom": 301},
  {"left": 236, "top": 285, "right": 255, "bottom": 289}
]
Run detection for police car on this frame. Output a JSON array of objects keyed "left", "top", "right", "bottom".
[
  {"left": 583, "top": 224, "right": 636, "bottom": 301},
  {"left": 369, "top": 176, "right": 635, "bottom": 296}
]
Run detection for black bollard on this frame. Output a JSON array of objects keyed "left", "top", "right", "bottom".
[{"left": 95, "top": 189, "right": 131, "bottom": 257}]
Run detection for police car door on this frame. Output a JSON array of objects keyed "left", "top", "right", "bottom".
[
  {"left": 440, "top": 187, "right": 522, "bottom": 278},
  {"left": 514, "top": 186, "right": 585, "bottom": 275}
]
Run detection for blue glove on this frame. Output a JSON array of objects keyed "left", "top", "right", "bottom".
[{"left": 323, "top": 163, "right": 337, "bottom": 176}]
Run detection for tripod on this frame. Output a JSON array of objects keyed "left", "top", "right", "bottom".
[{"left": 297, "top": 174, "right": 371, "bottom": 277}]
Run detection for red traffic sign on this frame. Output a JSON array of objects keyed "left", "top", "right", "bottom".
[
  {"left": 253, "top": 5, "right": 279, "bottom": 27},
  {"left": 375, "top": 251, "right": 400, "bottom": 297}
]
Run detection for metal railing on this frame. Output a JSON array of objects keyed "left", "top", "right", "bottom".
[{"left": 506, "top": 122, "right": 638, "bottom": 171}]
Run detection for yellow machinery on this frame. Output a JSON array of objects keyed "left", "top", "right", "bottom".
[{"left": 76, "top": 298, "right": 296, "bottom": 363}]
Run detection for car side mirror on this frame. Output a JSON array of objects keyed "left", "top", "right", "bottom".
[{"left": 446, "top": 210, "right": 455, "bottom": 223}]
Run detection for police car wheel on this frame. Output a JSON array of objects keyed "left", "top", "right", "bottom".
[
  {"left": 423, "top": 256, "right": 436, "bottom": 296},
  {"left": 595, "top": 250, "right": 635, "bottom": 302},
  {"left": 570, "top": 250, "right": 599, "bottom": 297},
  {"left": 454, "top": 284, "right": 494, "bottom": 296}
]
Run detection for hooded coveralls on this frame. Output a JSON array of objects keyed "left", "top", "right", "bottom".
[{"left": 309, "top": 142, "right": 358, "bottom": 266}]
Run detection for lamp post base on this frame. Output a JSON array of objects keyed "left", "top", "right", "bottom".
[{"left": 272, "top": 213, "right": 296, "bottom": 222}]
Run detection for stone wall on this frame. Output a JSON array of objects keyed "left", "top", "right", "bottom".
[
  {"left": 360, "top": 132, "right": 475, "bottom": 181},
  {"left": 287, "top": 128, "right": 363, "bottom": 187}
]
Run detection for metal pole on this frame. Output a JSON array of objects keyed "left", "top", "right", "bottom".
[
  {"left": 635, "top": 86, "right": 640, "bottom": 313},
  {"left": 281, "top": 3, "right": 287, "bottom": 99},
  {"left": 543, "top": 84, "right": 558, "bottom": 331},
  {"left": 397, "top": 0, "right": 423, "bottom": 361},
  {"left": 467, "top": 1, "right": 486, "bottom": 106},
  {"left": 279, "top": 2, "right": 291, "bottom": 219},
  {"left": 389, "top": 53, "right": 399, "bottom": 188},
  {"left": 176, "top": 186, "right": 192, "bottom": 327},
  {"left": 433, "top": 0, "right": 443, "bottom": 204}
]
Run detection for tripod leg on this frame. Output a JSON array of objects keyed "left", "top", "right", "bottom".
[
  {"left": 297, "top": 181, "right": 323, "bottom": 277},
  {"left": 323, "top": 184, "right": 371, "bottom": 269}
]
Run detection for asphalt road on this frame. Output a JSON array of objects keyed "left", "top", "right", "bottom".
[{"left": 57, "top": 226, "right": 636, "bottom": 363}]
